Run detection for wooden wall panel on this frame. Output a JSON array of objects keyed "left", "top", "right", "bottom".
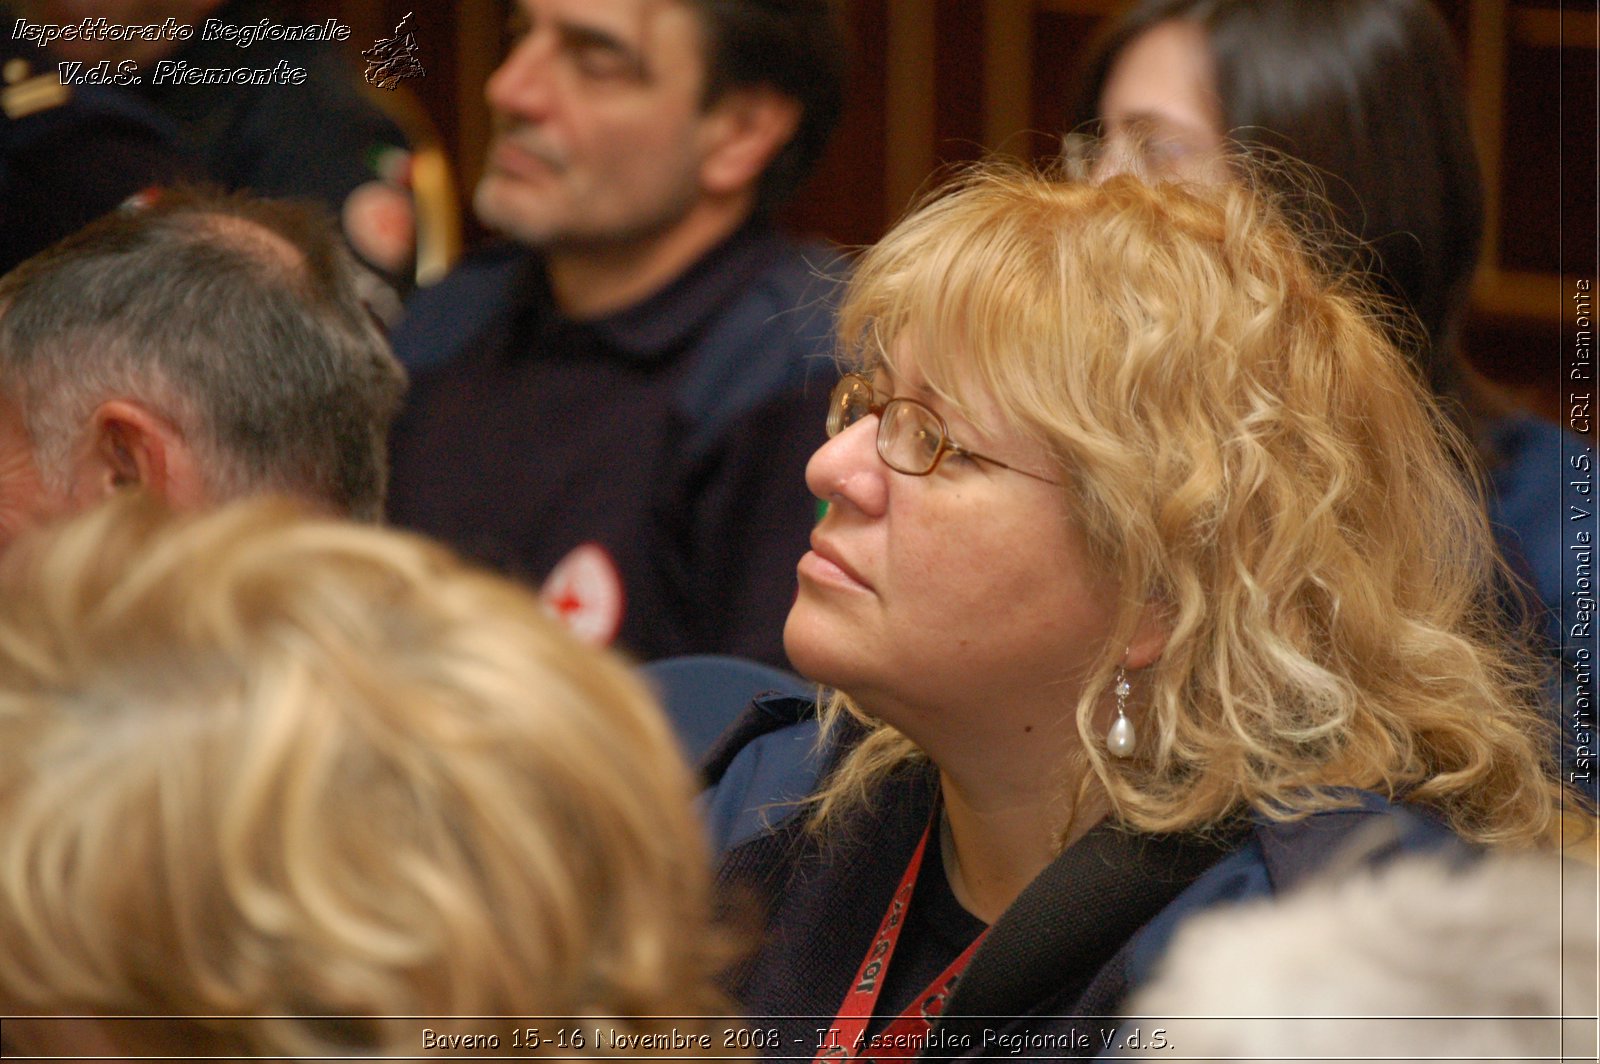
[
  {"left": 1500, "top": 22, "right": 1595, "bottom": 277},
  {"left": 932, "top": 0, "right": 986, "bottom": 167},
  {"left": 1028, "top": 9, "right": 1101, "bottom": 163},
  {"left": 777, "top": 0, "right": 888, "bottom": 246}
]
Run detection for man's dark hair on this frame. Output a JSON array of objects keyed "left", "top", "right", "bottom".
[
  {"left": 689, "top": 0, "right": 848, "bottom": 215},
  {"left": 1074, "top": 0, "right": 1482, "bottom": 407},
  {"left": 0, "top": 187, "right": 407, "bottom": 520}
]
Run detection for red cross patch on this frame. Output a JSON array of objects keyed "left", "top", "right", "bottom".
[{"left": 539, "top": 542, "right": 625, "bottom": 647}]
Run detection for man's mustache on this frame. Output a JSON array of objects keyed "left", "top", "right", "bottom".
[{"left": 492, "top": 124, "right": 569, "bottom": 173}]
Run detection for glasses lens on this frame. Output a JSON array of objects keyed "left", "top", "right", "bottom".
[
  {"left": 879, "top": 400, "right": 946, "bottom": 475},
  {"left": 827, "top": 376, "right": 875, "bottom": 437}
]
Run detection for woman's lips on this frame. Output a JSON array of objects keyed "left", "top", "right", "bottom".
[{"left": 799, "top": 536, "right": 871, "bottom": 591}]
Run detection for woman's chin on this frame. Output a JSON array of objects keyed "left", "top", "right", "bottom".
[{"left": 782, "top": 605, "right": 858, "bottom": 692}]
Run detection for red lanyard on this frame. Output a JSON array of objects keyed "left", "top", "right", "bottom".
[{"left": 814, "top": 816, "right": 989, "bottom": 1063}]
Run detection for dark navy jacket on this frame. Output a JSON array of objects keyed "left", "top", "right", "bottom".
[
  {"left": 704, "top": 695, "right": 1465, "bottom": 1061},
  {"left": 1485, "top": 414, "right": 1598, "bottom": 799},
  {"left": 0, "top": 32, "right": 195, "bottom": 274},
  {"left": 388, "top": 225, "right": 838, "bottom": 666}
]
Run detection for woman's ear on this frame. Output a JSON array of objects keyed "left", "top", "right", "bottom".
[{"left": 1125, "top": 598, "right": 1173, "bottom": 671}]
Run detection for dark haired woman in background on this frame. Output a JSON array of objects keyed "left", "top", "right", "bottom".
[{"left": 1077, "top": 0, "right": 1592, "bottom": 795}]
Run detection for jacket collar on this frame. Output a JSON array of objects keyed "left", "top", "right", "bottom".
[{"left": 526, "top": 220, "right": 788, "bottom": 365}]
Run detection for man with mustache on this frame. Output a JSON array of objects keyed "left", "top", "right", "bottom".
[{"left": 386, "top": 0, "right": 845, "bottom": 667}]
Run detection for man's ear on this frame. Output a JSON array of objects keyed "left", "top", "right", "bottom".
[
  {"left": 698, "top": 86, "right": 803, "bottom": 198},
  {"left": 70, "top": 399, "right": 208, "bottom": 509}
]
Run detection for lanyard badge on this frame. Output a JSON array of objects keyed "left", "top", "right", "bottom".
[{"left": 814, "top": 816, "right": 989, "bottom": 1063}]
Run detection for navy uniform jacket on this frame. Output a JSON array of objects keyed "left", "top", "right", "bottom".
[
  {"left": 387, "top": 223, "right": 837, "bottom": 667},
  {"left": 0, "top": 32, "right": 194, "bottom": 273}
]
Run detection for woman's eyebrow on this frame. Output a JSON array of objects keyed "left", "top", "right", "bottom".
[
  {"left": 897, "top": 374, "right": 950, "bottom": 409},
  {"left": 875, "top": 367, "right": 979, "bottom": 432}
]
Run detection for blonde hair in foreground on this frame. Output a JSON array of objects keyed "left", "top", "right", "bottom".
[
  {"left": 813, "top": 160, "right": 1565, "bottom": 846},
  {"left": 0, "top": 496, "right": 730, "bottom": 1060}
]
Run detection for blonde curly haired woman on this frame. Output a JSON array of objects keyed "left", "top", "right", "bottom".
[
  {"left": 703, "top": 163, "right": 1570, "bottom": 1057},
  {"left": 0, "top": 496, "right": 731, "bottom": 1061}
]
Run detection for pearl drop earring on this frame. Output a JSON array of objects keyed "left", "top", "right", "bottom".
[{"left": 1108, "top": 665, "right": 1136, "bottom": 758}]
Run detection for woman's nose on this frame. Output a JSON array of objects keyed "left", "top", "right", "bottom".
[{"left": 806, "top": 415, "right": 889, "bottom": 518}]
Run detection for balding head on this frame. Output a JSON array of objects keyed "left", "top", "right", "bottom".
[{"left": 0, "top": 188, "right": 406, "bottom": 545}]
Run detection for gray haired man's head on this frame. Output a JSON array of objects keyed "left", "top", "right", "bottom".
[{"left": 0, "top": 187, "right": 406, "bottom": 545}]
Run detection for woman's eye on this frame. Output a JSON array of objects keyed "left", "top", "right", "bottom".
[
  {"left": 937, "top": 445, "right": 980, "bottom": 469},
  {"left": 912, "top": 427, "right": 943, "bottom": 462}
]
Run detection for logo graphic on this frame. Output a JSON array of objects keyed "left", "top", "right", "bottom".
[{"left": 362, "top": 11, "right": 424, "bottom": 90}]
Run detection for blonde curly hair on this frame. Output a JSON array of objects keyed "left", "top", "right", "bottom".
[
  {"left": 811, "top": 161, "right": 1564, "bottom": 847},
  {"left": 0, "top": 495, "right": 731, "bottom": 1060}
]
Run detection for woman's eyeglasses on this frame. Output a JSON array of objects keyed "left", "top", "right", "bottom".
[{"left": 826, "top": 374, "right": 1059, "bottom": 484}]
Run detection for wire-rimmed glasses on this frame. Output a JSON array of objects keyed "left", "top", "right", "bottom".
[{"left": 825, "top": 373, "right": 1059, "bottom": 484}]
